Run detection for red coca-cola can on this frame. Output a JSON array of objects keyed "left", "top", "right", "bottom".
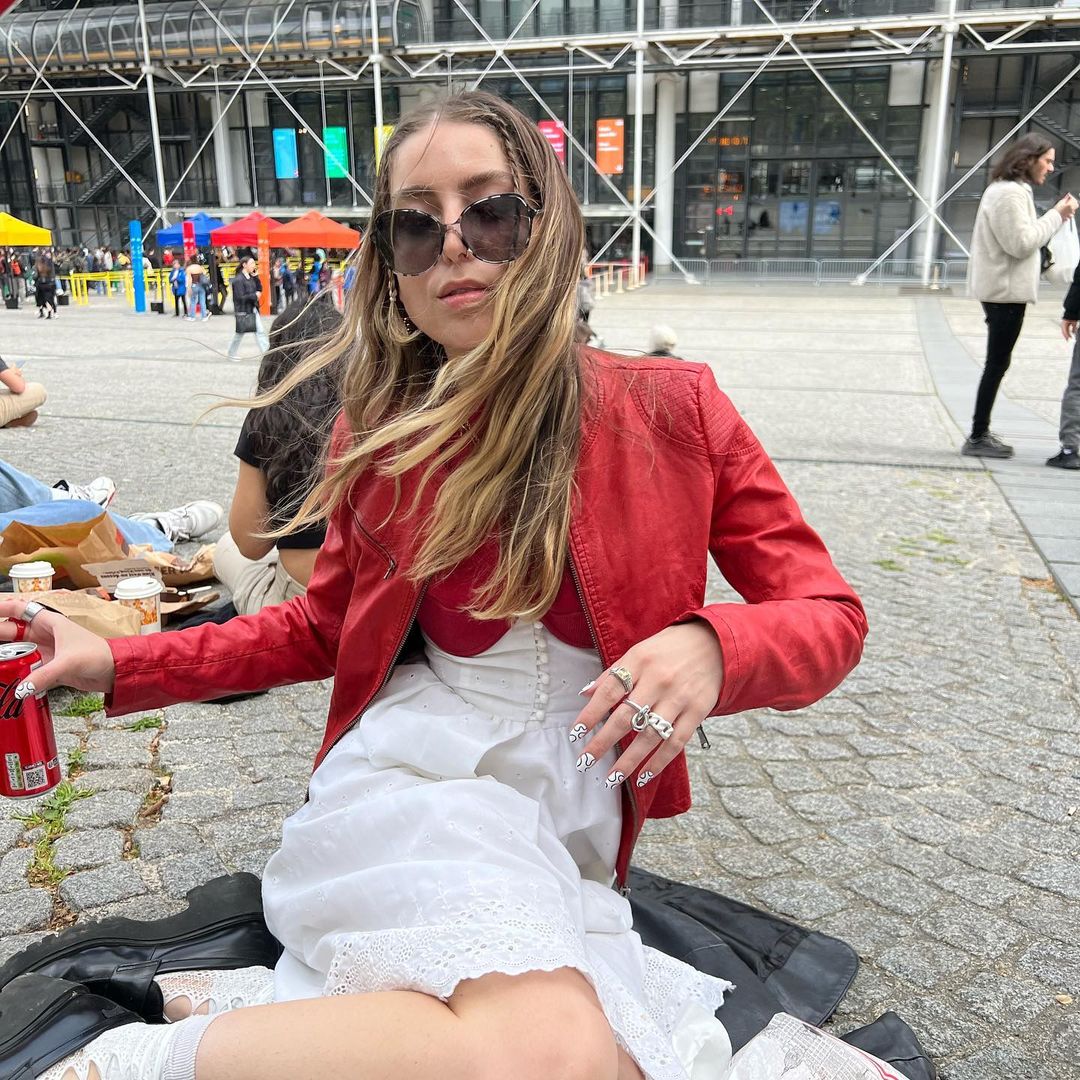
[{"left": 0, "top": 642, "right": 60, "bottom": 799}]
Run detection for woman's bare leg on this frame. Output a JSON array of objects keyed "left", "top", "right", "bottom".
[{"left": 194, "top": 968, "right": 620, "bottom": 1080}]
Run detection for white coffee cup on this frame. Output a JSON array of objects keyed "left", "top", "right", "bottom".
[
  {"left": 10, "top": 561, "right": 55, "bottom": 593},
  {"left": 115, "top": 575, "right": 164, "bottom": 634}
]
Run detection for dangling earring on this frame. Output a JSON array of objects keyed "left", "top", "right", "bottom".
[{"left": 387, "top": 272, "right": 415, "bottom": 334}]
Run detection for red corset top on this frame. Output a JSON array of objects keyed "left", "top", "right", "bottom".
[{"left": 417, "top": 540, "right": 593, "bottom": 657}]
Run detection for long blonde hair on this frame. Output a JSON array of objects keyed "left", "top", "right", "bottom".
[{"left": 257, "top": 92, "right": 585, "bottom": 620}]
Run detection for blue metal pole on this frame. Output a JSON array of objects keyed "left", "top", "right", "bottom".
[{"left": 129, "top": 219, "right": 146, "bottom": 313}]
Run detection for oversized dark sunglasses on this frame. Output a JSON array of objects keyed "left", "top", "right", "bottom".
[{"left": 372, "top": 192, "right": 540, "bottom": 276}]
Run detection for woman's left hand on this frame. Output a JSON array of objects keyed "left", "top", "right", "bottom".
[{"left": 568, "top": 622, "right": 723, "bottom": 790}]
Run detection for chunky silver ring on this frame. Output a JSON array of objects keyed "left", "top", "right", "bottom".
[
  {"left": 622, "top": 699, "right": 652, "bottom": 732},
  {"left": 647, "top": 713, "right": 674, "bottom": 741},
  {"left": 608, "top": 665, "right": 634, "bottom": 694},
  {"left": 19, "top": 601, "right": 46, "bottom": 624}
]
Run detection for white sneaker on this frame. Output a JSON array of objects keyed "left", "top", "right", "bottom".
[
  {"left": 51, "top": 476, "right": 116, "bottom": 509},
  {"left": 132, "top": 500, "right": 223, "bottom": 542}
]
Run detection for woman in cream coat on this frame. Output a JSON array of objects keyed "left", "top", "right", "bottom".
[{"left": 966, "top": 133, "right": 1077, "bottom": 458}]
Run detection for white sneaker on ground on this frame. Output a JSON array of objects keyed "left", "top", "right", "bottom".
[
  {"left": 51, "top": 476, "right": 117, "bottom": 509},
  {"left": 131, "top": 501, "right": 223, "bottom": 542}
]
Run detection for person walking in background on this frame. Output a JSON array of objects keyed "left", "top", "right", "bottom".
[
  {"left": 186, "top": 257, "right": 208, "bottom": 321},
  {"left": 1051, "top": 261, "right": 1080, "bottom": 469},
  {"left": 280, "top": 258, "right": 296, "bottom": 307},
  {"left": 227, "top": 255, "right": 270, "bottom": 360},
  {"left": 965, "top": 133, "right": 1078, "bottom": 458},
  {"left": 168, "top": 260, "right": 187, "bottom": 318},
  {"left": 0, "top": 354, "right": 46, "bottom": 428},
  {"left": 33, "top": 257, "right": 57, "bottom": 320},
  {"left": 214, "top": 298, "right": 343, "bottom": 613}
]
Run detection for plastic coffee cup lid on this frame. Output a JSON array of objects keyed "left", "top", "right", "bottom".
[
  {"left": 9, "top": 561, "right": 54, "bottom": 578},
  {"left": 114, "top": 575, "right": 164, "bottom": 600}
]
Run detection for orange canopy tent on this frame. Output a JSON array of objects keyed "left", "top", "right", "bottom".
[
  {"left": 209, "top": 211, "right": 283, "bottom": 247},
  {"left": 267, "top": 211, "right": 360, "bottom": 250}
]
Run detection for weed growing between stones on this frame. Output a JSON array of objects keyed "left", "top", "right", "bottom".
[
  {"left": 12, "top": 781, "right": 95, "bottom": 888},
  {"left": 873, "top": 559, "right": 905, "bottom": 572},
  {"left": 58, "top": 693, "right": 105, "bottom": 718},
  {"left": 65, "top": 746, "right": 86, "bottom": 777},
  {"left": 127, "top": 715, "right": 165, "bottom": 731}
]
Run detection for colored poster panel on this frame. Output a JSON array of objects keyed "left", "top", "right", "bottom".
[
  {"left": 779, "top": 200, "right": 808, "bottom": 234},
  {"left": 181, "top": 219, "right": 197, "bottom": 261},
  {"left": 323, "top": 126, "right": 349, "bottom": 179},
  {"left": 537, "top": 120, "right": 566, "bottom": 164},
  {"left": 374, "top": 125, "right": 394, "bottom": 172},
  {"left": 129, "top": 220, "right": 145, "bottom": 314},
  {"left": 257, "top": 220, "right": 271, "bottom": 317},
  {"left": 813, "top": 200, "right": 841, "bottom": 235},
  {"left": 596, "top": 118, "right": 624, "bottom": 175},
  {"left": 273, "top": 128, "right": 299, "bottom": 179}
]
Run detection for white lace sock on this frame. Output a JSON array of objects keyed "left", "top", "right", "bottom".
[
  {"left": 155, "top": 966, "right": 276, "bottom": 1020},
  {"left": 37, "top": 1013, "right": 214, "bottom": 1080}
]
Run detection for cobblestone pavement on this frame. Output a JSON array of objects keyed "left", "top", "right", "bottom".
[{"left": 2, "top": 289, "right": 1079, "bottom": 1078}]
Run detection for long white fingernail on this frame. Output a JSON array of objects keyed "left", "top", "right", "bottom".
[
  {"left": 604, "top": 771, "right": 625, "bottom": 789},
  {"left": 568, "top": 723, "right": 588, "bottom": 743},
  {"left": 636, "top": 770, "right": 654, "bottom": 788},
  {"left": 14, "top": 680, "right": 34, "bottom": 701},
  {"left": 577, "top": 680, "right": 596, "bottom": 696},
  {"left": 575, "top": 752, "right": 595, "bottom": 773}
]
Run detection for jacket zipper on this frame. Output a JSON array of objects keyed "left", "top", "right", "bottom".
[
  {"left": 568, "top": 552, "right": 640, "bottom": 896},
  {"left": 353, "top": 511, "right": 398, "bottom": 580}
]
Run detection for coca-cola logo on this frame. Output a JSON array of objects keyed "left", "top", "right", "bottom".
[{"left": 0, "top": 681, "right": 25, "bottom": 720}]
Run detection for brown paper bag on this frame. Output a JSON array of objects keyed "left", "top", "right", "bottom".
[
  {"left": 37, "top": 589, "right": 142, "bottom": 638},
  {"left": 127, "top": 544, "right": 217, "bottom": 587},
  {"left": 0, "top": 513, "right": 126, "bottom": 589}
]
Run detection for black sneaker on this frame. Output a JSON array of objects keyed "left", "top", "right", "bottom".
[
  {"left": 1047, "top": 448, "right": 1080, "bottom": 470},
  {"left": 961, "top": 432, "right": 1014, "bottom": 458},
  {"left": 0, "top": 974, "right": 137, "bottom": 1080},
  {"left": 0, "top": 874, "right": 280, "bottom": 1023}
]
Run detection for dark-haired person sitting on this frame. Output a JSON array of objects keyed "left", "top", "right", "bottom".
[
  {"left": 0, "top": 354, "right": 46, "bottom": 428},
  {"left": 213, "top": 299, "right": 345, "bottom": 615}
]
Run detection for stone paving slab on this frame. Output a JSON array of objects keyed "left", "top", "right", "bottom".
[{"left": 0, "top": 287, "right": 1078, "bottom": 1077}]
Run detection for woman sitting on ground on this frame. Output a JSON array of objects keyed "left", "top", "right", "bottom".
[
  {"left": 0, "top": 353, "right": 46, "bottom": 428},
  {"left": 213, "top": 297, "right": 344, "bottom": 615},
  {"left": 0, "top": 91, "right": 867, "bottom": 1080}
]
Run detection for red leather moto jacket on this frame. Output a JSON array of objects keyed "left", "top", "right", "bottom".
[{"left": 107, "top": 350, "right": 868, "bottom": 886}]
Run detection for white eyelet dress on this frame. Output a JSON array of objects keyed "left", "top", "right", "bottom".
[{"left": 262, "top": 619, "right": 734, "bottom": 1079}]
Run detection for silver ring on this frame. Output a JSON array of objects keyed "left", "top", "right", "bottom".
[
  {"left": 608, "top": 665, "right": 634, "bottom": 694},
  {"left": 647, "top": 713, "right": 674, "bottom": 741},
  {"left": 622, "top": 699, "right": 651, "bottom": 732},
  {"left": 19, "top": 601, "right": 46, "bottom": 624}
]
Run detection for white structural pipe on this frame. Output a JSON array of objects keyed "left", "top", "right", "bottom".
[
  {"left": 371, "top": 0, "right": 385, "bottom": 162},
  {"left": 630, "top": 0, "right": 645, "bottom": 276},
  {"left": 137, "top": 0, "right": 170, "bottom": 226},
  {"left": 921, "top": 0, "right": 957, "bottom": 285}
]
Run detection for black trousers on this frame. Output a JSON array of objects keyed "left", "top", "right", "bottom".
[
  {"left": 972, "top": 301, "right": 1026, "bottom": 437},
  {"left": 173, "top": 293, "right": 187, "bottom": 317}
]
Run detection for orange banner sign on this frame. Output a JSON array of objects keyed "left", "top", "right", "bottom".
[{"left": 596, "top": 118, "right": 624, "bottom": 175}]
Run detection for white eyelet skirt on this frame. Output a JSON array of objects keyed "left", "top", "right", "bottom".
[{"left": 262, "top": 619, "right": 733, "bottom": 1080}]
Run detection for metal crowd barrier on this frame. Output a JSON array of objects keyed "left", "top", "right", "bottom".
[{"left": 659, "top": 258, "right": 965, "bottom": 287}]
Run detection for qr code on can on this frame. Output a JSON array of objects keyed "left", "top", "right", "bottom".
[{"left": 22, "top": 764, "right": 46, "bottom": 791}]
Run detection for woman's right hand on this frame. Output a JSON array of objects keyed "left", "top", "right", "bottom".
[
  {"left": 0, "top": 599, "right": 115, "bottom": 697},
  {"left": 1055, "top": 193, "right": 1078, "bottom": 221}
]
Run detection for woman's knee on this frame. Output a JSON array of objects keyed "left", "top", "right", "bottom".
[{"left": 455, "top": 969, "right": 619, "bottom": 1080}]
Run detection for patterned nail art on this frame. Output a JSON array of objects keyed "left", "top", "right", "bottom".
[
  {"left": 575, "top": 753, "right": 595, "bottom": 773},
  {"left": 14, "top": 680, "right": 34, "bottom": 701},
  {"left": 636, "top": 770, "right": 654, "bottom": 788},
  {"left": 577, "top": 680, "right": 597, "bottom": 696},
  {"left": 568, "top": 723, "right": 588, "bottom": 743},
  {"left": 604, "top": 771, "right": 626, "bottom": 789}
]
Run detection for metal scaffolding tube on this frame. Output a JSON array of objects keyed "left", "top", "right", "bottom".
[
  {"left": 920, "top": 0, "right": 957, "bottom": 286},
  {"left": 370, "top": 0, "right": 384, "bottom": 158},
  {"left": 630, "top": 0, "right": 645, "bottom": 277},
  {"left": 137, "top": 0, "right": 172, "bottom": 226}
]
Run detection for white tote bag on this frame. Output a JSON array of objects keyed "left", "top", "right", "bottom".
[{"left": 1046, "top": 216, "right": 1080, "bottom": 286}]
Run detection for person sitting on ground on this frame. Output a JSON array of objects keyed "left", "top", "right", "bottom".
[
  {"left": 213, "top": 298, "right": 344, "bottom": 615},
  {"left": 647, "top": 325, "right": 678, "bottom": 358},
  {"left": 0, "top": 354, "right": 46, "bottom": 429},
  {"left": 0, "top": 459, "right": 222, "bottom": 552}
]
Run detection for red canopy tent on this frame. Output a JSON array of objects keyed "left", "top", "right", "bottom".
[
  {"left": 267, "top": 211, "right": 361, "bottom": 250},
  {"left": 209, "top": 211, "right": 283, "bottom": 247}
]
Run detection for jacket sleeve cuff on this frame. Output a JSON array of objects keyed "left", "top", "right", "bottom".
[
  {"left": 673, "top": 608, "right": 741, "bottom": 716},
  {"left": 104, "top": 635, "right": 148, "bottom": 717}
]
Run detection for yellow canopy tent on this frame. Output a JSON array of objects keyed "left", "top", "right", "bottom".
[{"left": 0, "top": 213, "right": 51, "bottom": 247}]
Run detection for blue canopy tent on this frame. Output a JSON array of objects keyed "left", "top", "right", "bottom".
[{"left": 155, "top": 212, "right": 225, "bottom": 248}]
